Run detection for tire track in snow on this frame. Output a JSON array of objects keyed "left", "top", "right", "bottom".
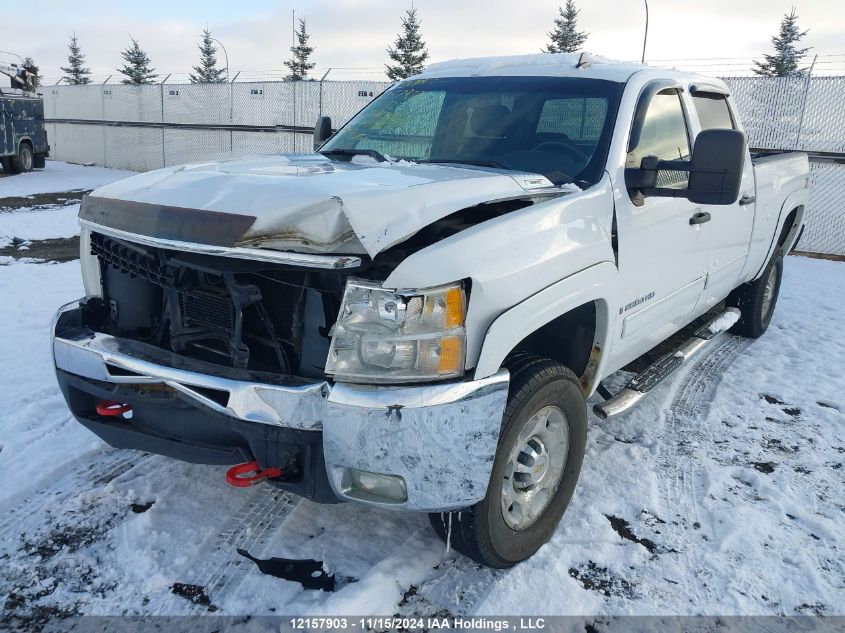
[
  {"left": 663, "top": 335, "right": 752, "bottom": 524},
  {"left": 654, "top": 334, "right": 752, "bottom": 604},
  {"left": 394, "top": 553, "right": 504, "bottom": 617},
  {"left": 0, "top": 449, "right": 156, "bottom": 542},
  {"left": 668, "top": 335, "right": 752, "bottom": 420},
  {"left": 153, "top": 484, "right": 301, "bottom": 614}
]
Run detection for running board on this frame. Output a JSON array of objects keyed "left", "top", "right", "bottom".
[{"left": 593, "top": 308, "right": 741, "bottom": 420}]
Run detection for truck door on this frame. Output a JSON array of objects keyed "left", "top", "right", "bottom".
[
  {"left": 1, "top": 97, "right": 11, "bottom": 156},
  {"left": 689, "top": 89, "right": 755, "bottom": 307},
  {"left": 610, "top": 85, "right": 710, "bottom": 365}
]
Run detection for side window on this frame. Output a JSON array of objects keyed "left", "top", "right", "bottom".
[
  {"left": 629, "top": 89, "right": 691, "bottom": 189},
  {"left": 692, "top": 93, "right": 735, "bottom": 130}
]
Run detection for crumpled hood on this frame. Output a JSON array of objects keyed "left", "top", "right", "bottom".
[{"left": 87, "top": 153, "right": 560, "bottom": 258}]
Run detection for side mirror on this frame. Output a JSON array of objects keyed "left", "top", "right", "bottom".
[
  {"left": 313, "top": 116, "right": 332, "bottom": 151},
  {"left": 626, "top": 129, "right": 746, "bottom": 205},
  {"left": 686, "top": 129, "right": 745, "bottom": 205}
]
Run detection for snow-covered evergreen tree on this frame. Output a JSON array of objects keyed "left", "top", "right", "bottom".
[
  {"left": 22, "top": 57, "right": 40, "bottom": 87},
  {"left": 284, "top": 18, "right": 316, "bottom": 80},
  {"left": 385, "top": 7, "right": 429, "bottom": 81},
  {"left": 117, "top": 38, "right": 158, "bottom": 85},
  {"left": 60, "top": 34, "right": 92, "bottom": 85},
  {"left": 190, "top": 29, "right": 226, "bottom": 83},
  {"left": 753, "top": 8, "right": 811, "bottom": 77},
  {"left": 545, "top": 1, "right": 588, "bottom": 54}
]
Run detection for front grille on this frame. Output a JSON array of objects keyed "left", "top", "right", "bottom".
[
  {"left": 90, "top": 231, "right": 342, "bottom": 377},
  {"left": 180, "top": 290, "right": 235, "bottom": 330},
  {"left": 90, "top": 232, "right": 175, "bottom": 288}
]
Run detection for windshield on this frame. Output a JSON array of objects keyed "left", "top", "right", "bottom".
[{"left": 322, "top": 76, "right": 624, "bottom": 186}]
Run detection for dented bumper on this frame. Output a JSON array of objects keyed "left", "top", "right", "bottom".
[{"left": 51, "top": 300, "right": 509, "bottom": 511}]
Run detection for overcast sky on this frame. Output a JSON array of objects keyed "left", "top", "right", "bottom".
[{"left": 3, "top": 0, "right": 843, "bottom": 82}]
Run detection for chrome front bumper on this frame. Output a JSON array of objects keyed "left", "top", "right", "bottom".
[{"left": 52, "top": 301, "right": 509, "bottom": 511}]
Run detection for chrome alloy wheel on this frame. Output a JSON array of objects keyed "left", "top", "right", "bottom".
[
  {"left": 762, "top": 261, "right": 778, "bottom": 319},
  {"left": 501, "top": 405, "right": 569, "bottom": 530}
]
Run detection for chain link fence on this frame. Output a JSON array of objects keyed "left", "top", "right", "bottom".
[
  {"left": 725, "top": 75, "right": 845, "bottom": 256},
  {"left": 42, "top": 74, "right": 844, "bottom": 255},
  {"left": 725, "top": 75, "right": 845, "bottom": 153},
  {"left": 43, "top": 79, "right": 390, "bottom": 171}
]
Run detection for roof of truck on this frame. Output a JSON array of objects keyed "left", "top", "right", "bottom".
[{"left": 417, "top": 52, "right": 702, "bottom": 84}]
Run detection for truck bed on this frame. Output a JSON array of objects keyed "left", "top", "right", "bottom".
[{"left": 744, "top": 150, "right": 810, "bottom": 279}]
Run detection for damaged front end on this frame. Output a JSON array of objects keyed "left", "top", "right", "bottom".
[
  {"left": 86, "top": 228, "right": 354, "bottom": 379},
  {"left": 53, "top": 194, "right": 513, "bottom": 510}
]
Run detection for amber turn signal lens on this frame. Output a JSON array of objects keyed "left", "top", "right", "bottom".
[
  {"left": 438, "top": 336, "right": 463, "bottom": 373},
  {"left": 444, "top": 288, "right": 465, "bottom": 329}
]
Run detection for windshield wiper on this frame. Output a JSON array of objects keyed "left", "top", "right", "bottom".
[
  {"left": 320, "top": 148, "right": 388, "bottom": 162},
  {"left": 423, "top": 158, "right": 509, "bottom": 170}
]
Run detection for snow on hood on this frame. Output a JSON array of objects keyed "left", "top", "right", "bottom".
[
  {"left": 88, "top": 153, "right": 562, "bottom": 258},
  {"left": 419, "top": 52, "right": 641, "bottom": 82}
]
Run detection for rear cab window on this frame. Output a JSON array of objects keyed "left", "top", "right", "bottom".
[{"left": 691, "top": 93, "right": 735, "bottom": 130}]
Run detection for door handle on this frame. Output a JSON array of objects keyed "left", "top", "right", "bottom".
[
  {"left": 739, "top": 194, "right": 756, "bottom": 206},
  {"left": 689, "top": 211, "right": 711, "bottom": 225}
]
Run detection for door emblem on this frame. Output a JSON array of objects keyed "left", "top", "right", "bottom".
[{"left": 620, "top": 291, "right": 655, "bottom": 315}]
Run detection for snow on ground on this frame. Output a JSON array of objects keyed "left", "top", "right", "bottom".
[
  {"left": 0, "top": 160, "right": 132, "bottom": 198},
  {"left": 0, "top": 164, "right": 843, "bottom": 624},
  {"left": 0, "top": 161, "right": 133, "bottom": 249},
  {"left": 0, "top": 206, "right": 81, "bottom": 247}
]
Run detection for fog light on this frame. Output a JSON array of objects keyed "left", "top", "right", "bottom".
[{"left": 342, "top": 468, "right": 408, "bottom": 503}]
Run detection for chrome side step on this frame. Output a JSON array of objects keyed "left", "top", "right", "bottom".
[{"left": 593, "top": 308, "right": 741, "bottom": 420}]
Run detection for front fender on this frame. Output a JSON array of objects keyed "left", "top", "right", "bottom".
[
  {"left": 474, "top": 261, "right": 618, "bottom": 395},
  {"left": 385, "top": 175, "right": 617, "bottom": 369}
]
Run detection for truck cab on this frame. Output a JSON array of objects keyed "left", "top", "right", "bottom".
[{"left": 51, "top": 53, "right": 809, "bottom": 568}]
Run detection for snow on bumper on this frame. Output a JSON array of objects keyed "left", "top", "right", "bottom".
[{"left": 51, "top": 301, "right": 509, "bottom": 511}]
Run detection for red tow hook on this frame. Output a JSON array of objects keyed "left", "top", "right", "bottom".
[
  {"left": 226, "top": 461, "right": 283, "bottom": 488},
  {"left": 96, "top": 400, "right": 133, "bottom": 417}
]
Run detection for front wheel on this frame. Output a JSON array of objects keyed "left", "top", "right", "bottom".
[
  {"left": 726, "top": 253, "right": 783, "bottom": 338},
  {"left": 429, "top": 357, "right": 587, "bottom": 568}
]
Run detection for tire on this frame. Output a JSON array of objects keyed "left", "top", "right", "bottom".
[
  {"left": 0, "top": 157, "right": 11, "bottom": 174},
  {"left": 429, "top": 356, "right": 587, "bottom": 568},
  {"left": 726, "top": 253, "right": 783, "bottom": 338},
  {"left": 33, "top": 154, "right": 46, "bottom": 169},
  {"left": 10, "top": 143, "right": 34, "bottom": 173}
]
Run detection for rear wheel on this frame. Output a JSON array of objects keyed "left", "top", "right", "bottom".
[
  {"left": 0, "top": 157, "right": 11, "bottom": 173},
  {"left": 33, "top": 153, "right": 46, "bottom": 169},
  {"left": 726, "top": 253, "right": 783, "bottom": 338},
  {"left": 10, "top": 143, "right": 34, "bottom": 173},
  {"left": 429, "top": 357, "right": 587, "bottom": 568}
]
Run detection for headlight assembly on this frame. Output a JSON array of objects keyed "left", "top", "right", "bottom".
[{"left": 325, "top": 279, "right": 466, "bottom": 383}]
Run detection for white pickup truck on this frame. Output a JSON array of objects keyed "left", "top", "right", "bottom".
[{"left": 52, "top": 53, "right": 809, "bottom": 568}]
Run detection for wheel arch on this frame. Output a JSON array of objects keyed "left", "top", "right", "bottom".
[
  {"left": 753, "top": 191, "right": 806, "bottom": 280},
  {"left": 473, "top": 262, "right": 617, "bottom": 397},
  {"left": 776, "top": 204, "right": 803, "bottom": 254}
]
